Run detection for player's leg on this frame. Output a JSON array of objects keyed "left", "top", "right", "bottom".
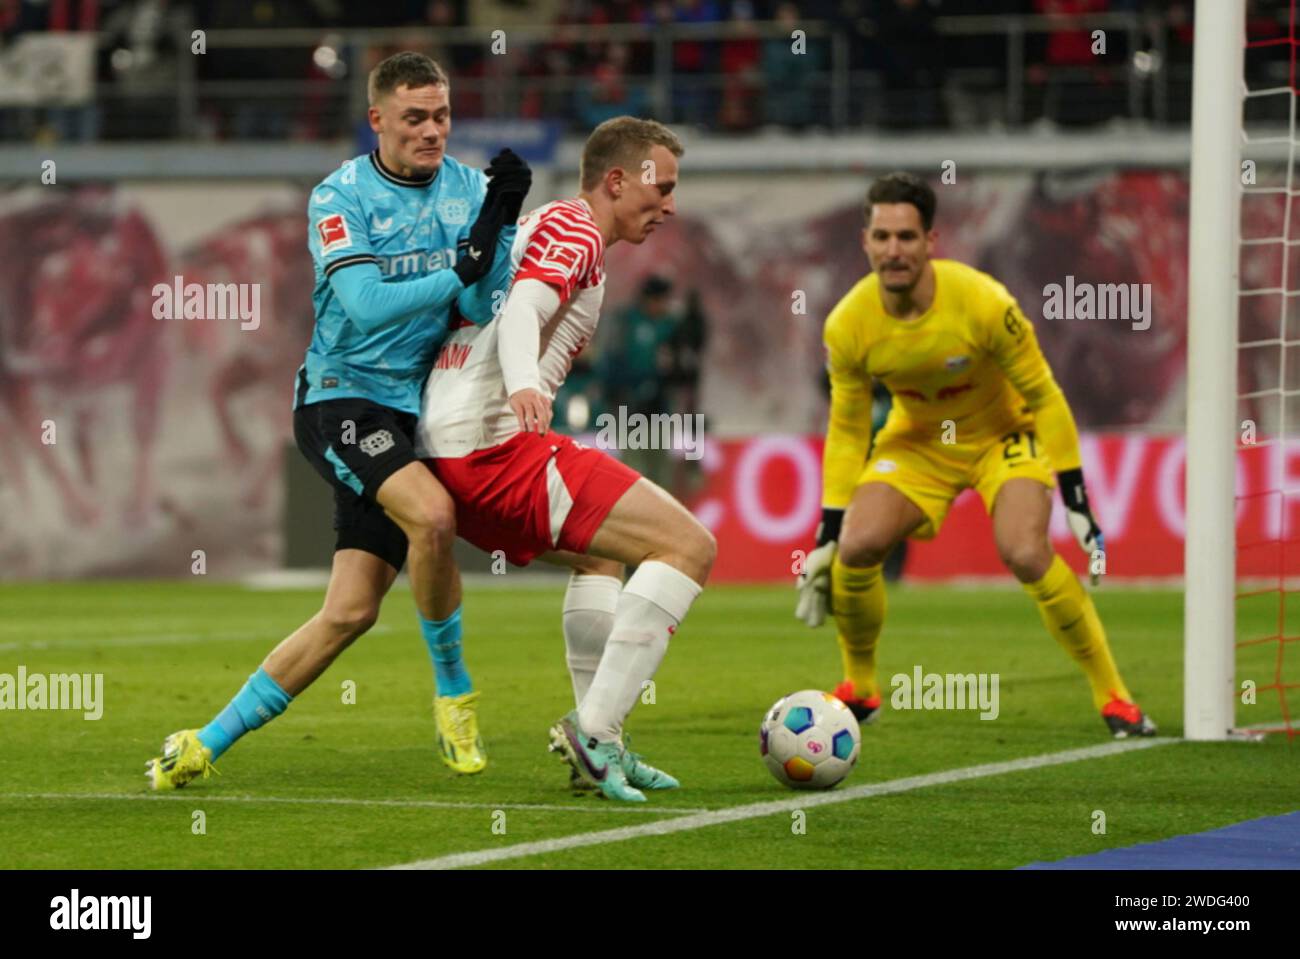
[
  {"left": 990, "top": 477, "right": 1155, "bottom": 737},
  {"left": 428, "top": 435, "right": 704, "bottom": 798},
  {"left": 539, "top": 549, "right": 626, "bottom": 793},
  {"left": 551, "top": 476, "right": 715, "bottom": 800},
  {"left": 261, "top": 548, "right": 398, "bottom": 694},
  {"left": 375, "top": 460, "right": 486, "bottom": 772},
  {"left": 832, "top": 481, "right": 928, "bottom": 719},
  {"left": 581, "top": 478, "right": 716, "bottom": 736},
  {"left": 584, "top": 477, "right": 716, "bottom": 580},
  {"left": 318, "top": 401, "right": 481, "bottom": 771},
  {"left": 375, "top": 461, "right": 465, "bottom": 678},
  {"left": 147, "top": 399, "right": 411, "bottom": 789},
  {"left": 542, "top": 549, "right": 678, "bottom": 787},
  {"left": 199, "top": 549, "right": 394, "bottom": 751},
  {"left": 147, "top": 548, "right": 398, "bottom": 790},
  {"left": 539, "top": 550, "right": 625, "bottom": 707}
]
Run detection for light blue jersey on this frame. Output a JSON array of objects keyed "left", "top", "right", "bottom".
[{"left": 297, "top": 149, "right": 515, "bottom": 414}]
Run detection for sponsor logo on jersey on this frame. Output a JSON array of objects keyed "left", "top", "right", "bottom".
[
  {"left": 437, "top": 198, "right": 470, "bottom": 226},
  {"left": 370, "top": 213, "right": 394, "bottom": 233},
  {"left": 944, "top": 355, "right": 971, "bottom": 371},
  {"left": 375, "top": 248, "right": 455, "bottom": 276},
  {"left": 433, "top": 342, "right": 473, "bottom": 370},
  {"left": 316, "top": 214, "right": 351, "bottom": 254},
  {"left": 311, "top": 190, "right": 335, "bottom": 205},
  {"left": 359, "top": 430, "right": 395, "bottom": 456}
]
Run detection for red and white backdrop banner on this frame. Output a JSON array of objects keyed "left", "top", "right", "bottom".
[
  {"left": 0, "top": 171, "right": 1282, "bottom": 579},
  {"left": 683, "top": 435, "right": 1300, "bottom": 582}
]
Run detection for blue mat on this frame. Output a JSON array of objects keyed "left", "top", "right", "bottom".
[{"left": 1023, "top": 811, "right": 1300, "bottom": 869}]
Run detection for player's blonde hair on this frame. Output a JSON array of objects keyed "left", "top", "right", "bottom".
[
  {"left": 579, "top": 117, "right": 684, "bottom": 191},
  {"left": 368, "top": 52, "right": 449, "bottom": 106}
]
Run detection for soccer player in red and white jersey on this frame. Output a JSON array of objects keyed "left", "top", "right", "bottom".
[{"left": 416, "top": 116, "right": 714, "bottom": 802}]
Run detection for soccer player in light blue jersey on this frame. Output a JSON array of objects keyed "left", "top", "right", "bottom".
[{"left": 147, "top": 52, "right": 531, "bottom": 788}]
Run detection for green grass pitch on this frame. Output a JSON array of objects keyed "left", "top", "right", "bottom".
[{"left": 0, "top": 580, "right": 1295, "bottom": 869}]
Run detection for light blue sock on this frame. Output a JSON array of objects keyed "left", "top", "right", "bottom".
[
  {"left": 196, "top": 667, "right": 293, "bottom": 761},
  {"left": 421, "top": 606, "right": 472, "bottom": 697}
]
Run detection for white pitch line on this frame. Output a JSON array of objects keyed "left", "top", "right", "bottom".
[
  {"left": 0, "top": 792, "right": 707, "bottom": 816},
  {"left": 387, "top": 737, "right": 1179, "bottom": 870}
]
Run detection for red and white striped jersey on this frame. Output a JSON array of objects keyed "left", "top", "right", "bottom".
[{"left": 416, "top": 198, "right": 607, "bottom": 457}]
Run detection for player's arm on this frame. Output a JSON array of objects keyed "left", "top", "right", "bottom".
[
  {"left": 989, "top": 294, "right": 1103, "bottom": 571},
  {"left": 498, "top": 277, "right": 562, "bottom": 433},
  {"left": 498, "top": 212, "right": 595, "bottom": 434},
  {"left": 455, "top": 150, "right": 531, "bottom": 327},
  {"left": 314, "top": 183, "right": 507, "bottom": 336},
  {"left": 823, "top": 361, "right": 874, "bottom": 519},
  {"left": 796, "top": 302, "right": 873, "bottom": 627}
]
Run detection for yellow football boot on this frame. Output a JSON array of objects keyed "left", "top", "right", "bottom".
[
  {"left": 434, "top": 691, "right": 486, "bottom": 774},
  {"left": 146, "top": 729, "right": 218, "bottom": 790}
]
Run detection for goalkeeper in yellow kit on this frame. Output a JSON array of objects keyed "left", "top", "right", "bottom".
[{"left": 795, "top": 173, "right": 1155, "bottom": 739}]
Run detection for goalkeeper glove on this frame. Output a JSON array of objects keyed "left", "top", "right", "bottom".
[
  {"left": 1058, "top": 467, "right": 1105, "bottom": 585},
  {"left": 795, "top": 508, "right": 843, "bottom": 628}
]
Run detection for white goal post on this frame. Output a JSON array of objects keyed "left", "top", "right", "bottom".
[{"left": 1184, "top": 0, "right": 1246, "bottom": 741}]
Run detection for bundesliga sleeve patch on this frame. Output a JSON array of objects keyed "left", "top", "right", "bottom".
[
  {"left": 542, "top": 242, "right": 583, "bottom": 275},
  {"left": 316, "top": 214, "right": 352, "bottom": 255}
]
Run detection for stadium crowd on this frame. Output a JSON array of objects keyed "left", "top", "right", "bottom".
[{"left": 0, "top": 0, "right": 1221, "bottom": 141}]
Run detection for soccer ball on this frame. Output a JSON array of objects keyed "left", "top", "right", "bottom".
[{"left": 759, "top": 689, "right": 861, "bottom": 789}]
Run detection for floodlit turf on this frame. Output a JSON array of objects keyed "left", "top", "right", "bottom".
[{"left": 0, "top": 580, "right": 1295, "bottom": 870}]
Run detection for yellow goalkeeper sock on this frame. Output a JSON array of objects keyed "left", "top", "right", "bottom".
[
  {"left": 1023, "top": 554, "right": 1131, "bottom": 710},
  {"left": 831, "top": 556, "right": 886, "bottom": 699}
]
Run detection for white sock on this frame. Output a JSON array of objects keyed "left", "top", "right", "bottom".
[
  {"left": 577, "top": 561, "right": 702, "bottom": 743},
  {"left": 562, "top": 573, "right": 621, "bottom": 706}
]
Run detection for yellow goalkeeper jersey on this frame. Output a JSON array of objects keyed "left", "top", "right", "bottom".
[{"left": 822, "top": 258, "right": 1082, "bottom": 509}]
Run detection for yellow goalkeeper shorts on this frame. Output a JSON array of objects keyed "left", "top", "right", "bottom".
[{"left": 855, "top": 422, "right": 1056, "bottom": 540}]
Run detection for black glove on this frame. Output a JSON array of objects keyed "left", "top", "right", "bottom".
[
  {"left": 484, "top": 148, "right": 532, "bottom": 223},
  {"left": 1059, "top": 467, "right": 1105, "bottom": 583},
  {"left": 816, "top": 507, "right": 845, "bottom": 547},
  {"left": 453, "top": 196, "right": 505, "bottom": 287}
]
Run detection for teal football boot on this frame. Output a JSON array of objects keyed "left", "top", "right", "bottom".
[
  {"left": 548, "top": 710, "right": 646, "bottom": 803},
  {"left": 621, "top": 733, "right": 680, "bottom": 790}
]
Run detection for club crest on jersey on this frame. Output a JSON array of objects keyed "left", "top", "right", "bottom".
[
  {"left": 944, "top": 355, "right": 971, "bottom": 372},
  {"left": 437, "top": 198, "right": 470, "bottom": 226},
  {"left": 359, "top": 429, "right": 395, "bottom": 457},
  {"left": 316, "top": 214, "right": 351, "bottom": 254}
]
